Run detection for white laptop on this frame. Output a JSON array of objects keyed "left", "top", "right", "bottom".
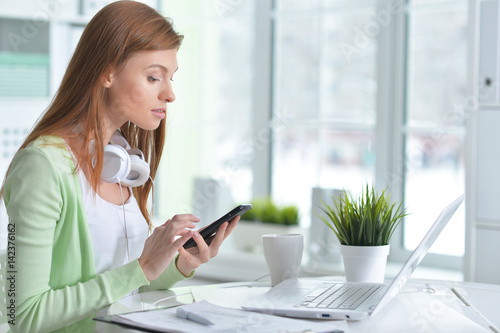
[{"left": 241, "top": 194, "right": 464, "bottom": 321}]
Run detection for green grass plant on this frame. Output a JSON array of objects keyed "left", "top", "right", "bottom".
[
  {"left": 242, "top": 198, "right": 299, "bottom": 225},
  {"left": 316, "top": 185, "right": 408, "bottom": 246}
]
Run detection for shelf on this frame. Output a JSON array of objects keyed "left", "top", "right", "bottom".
[
  {"left": 192, "top": 240, "right": 464, "bottom": 284},
  {"left": 0, "top": 52, "right": 50, "bottom": 97}
]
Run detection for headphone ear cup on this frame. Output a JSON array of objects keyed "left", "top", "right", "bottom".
[
  {"left": 102, "top": 144, "right": 131, "bottom": 184},
  {"left": 102, "top": 133, "right": 150, "bottom": 187},
  {"left": 120, "top": 148, "right": 150, "bottom": 187},
  {"left": 121, "top": 156, "right": 150, "bottom": 187}
]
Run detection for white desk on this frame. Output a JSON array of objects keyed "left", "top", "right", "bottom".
[{"left": 100, "top": 278, "right": 500, "bottom": 333}]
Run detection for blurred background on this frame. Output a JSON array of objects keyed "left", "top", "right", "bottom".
[{"left": 1, "top": 0, "right": 487, "bottom": 283}]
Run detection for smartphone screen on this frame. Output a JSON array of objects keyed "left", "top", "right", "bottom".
[{"left": 183, "top": 204, "right": 252, "bottom": 249}]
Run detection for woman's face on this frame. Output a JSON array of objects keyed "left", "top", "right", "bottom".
[{"left": 103, "top": 49, "right": 178, "bottom": 132}]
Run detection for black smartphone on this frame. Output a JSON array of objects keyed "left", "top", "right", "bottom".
[{"left": 183, "top": 204, "right": 252, "bottom": 249}]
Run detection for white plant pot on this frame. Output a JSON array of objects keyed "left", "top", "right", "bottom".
[{"left": 340, "top": 244, "right": 390, "bottom": 283}]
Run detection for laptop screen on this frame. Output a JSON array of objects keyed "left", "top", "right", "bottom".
[{"left": 372, "top": 194, "right": 464, "bottom": 315}]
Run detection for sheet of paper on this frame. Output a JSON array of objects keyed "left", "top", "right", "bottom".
[
  {"left": 107, "top": 300, "right": 350, "bottom": 333},
  {"left": 348, "top": 291, "right": 491, "bottom": 333}
]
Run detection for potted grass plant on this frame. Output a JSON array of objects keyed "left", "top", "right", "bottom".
[
  {"left": 232, "top": 198, "right": 304, "bottom": 253},
  {"left": 316, "top": 185, "right": 408, "bottom": 283}
]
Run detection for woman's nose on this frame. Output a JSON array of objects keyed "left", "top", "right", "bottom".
[{"left": 160, "top": 82, "right": 175, "bottom": 103}]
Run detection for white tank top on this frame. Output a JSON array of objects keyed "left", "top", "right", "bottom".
[{"left": 76, "top": 169, "right": 149, "bottom": 275}]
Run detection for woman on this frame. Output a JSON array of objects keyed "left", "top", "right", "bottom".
[{"left": 0, "top": 1, "right": 238, "bottom": 332}]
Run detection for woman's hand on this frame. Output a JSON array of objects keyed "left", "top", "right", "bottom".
[
  {"left": 138, "top": 214, "right": 200, "bottom": 281},
  {"left": 176, "top": 216, "right": 240, "bottom": 277}
]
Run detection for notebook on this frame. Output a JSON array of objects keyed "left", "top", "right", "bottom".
[{"left": 241, "top": 194, "right": 464, "bottom": 321}]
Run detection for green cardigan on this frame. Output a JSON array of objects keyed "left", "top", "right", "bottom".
[{"left": 3, "top": 136, "right": 189, "bottom": 333}]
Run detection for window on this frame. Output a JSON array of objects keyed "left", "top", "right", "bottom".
[
  {"left": 402, "top": 0, "right": 467, "bottom": 258},
  {"left": 272, "top": 1, "right": 377, "bottom": 227},
  {"left": 157, "top": 0, "right": 468, "bottom": 269},
  {"left": 269, "top": 0, "right": 468, "bottom": 268},
  {"left": 390, "top": 0, "right": 467, "bottom": 270}
]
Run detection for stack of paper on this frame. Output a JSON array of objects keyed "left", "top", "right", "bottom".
[{"left": 96, "top": 300, "right": 349, "bottom": 333}]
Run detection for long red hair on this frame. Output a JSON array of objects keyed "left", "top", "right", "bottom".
[{"left": 1, "top": 1, "right": 183, "bottom": 227}]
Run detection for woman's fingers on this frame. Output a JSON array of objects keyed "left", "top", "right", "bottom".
[
  {"left": 173, "top": 229, "right": 194, "bottom": 247},
  {"left": 138, "top": 214, "right": 200, "bottom": 281},
  {"left": 157, "top": 214, "right": 200, "bottom": 239},
  {"left": 162, "top": 214, "right": 200, "bottom": 227},
  {"left": 222, "top": 216, "right": 239, "bottom": 240},
  {"left": 189, "top": 231, "right": 210, "bottom": 258},
  {"left": 169, "top": 213, "right": 201, "bottom": 223},
  {"left": 175, "top": 216, "right": 241, "bottom": 277},
  {"left": 186, "top": 216, "right": 239, "bottom": 253},
  {"left": 205, "top": 222, "right": 228, "bottom": 255}
]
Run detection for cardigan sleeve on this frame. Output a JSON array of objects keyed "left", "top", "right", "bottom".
[
  {"left": 143, "top": 255, "right": 194, "bottom": 292},
  {"left": 3, "top": 145, "right": 150, "bottom": 333}
]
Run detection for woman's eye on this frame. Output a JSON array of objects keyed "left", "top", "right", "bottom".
[{"left": 148, "top": 76, "right": 159, "bottom": 83}]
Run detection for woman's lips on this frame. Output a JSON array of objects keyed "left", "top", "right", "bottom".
[{"left": 151, "top": 108, "right": 166, "bottom": 119}]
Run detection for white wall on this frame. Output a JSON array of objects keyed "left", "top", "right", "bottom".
[{"left": 466, "top": 0, "right": 500, "bottom": 284}]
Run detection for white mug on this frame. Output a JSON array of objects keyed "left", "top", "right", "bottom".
[{"left": 262, "top": 234, "right": 304, "bottom": 286}]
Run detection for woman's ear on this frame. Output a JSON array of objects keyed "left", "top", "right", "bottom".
[
  {"left": 101, "top": 73, "right": 113, "bottom": 88},
  {"left": 101, "top": 68, "right": 115, "bottom": 88}
]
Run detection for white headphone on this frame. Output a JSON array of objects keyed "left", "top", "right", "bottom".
[{"left": 101, "top": 130, "right": 150, "bottom": 187}]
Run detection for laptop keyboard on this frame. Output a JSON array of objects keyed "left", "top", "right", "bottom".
[{"left": 294, "top": 283, "right": 382, "bottom": 310}]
